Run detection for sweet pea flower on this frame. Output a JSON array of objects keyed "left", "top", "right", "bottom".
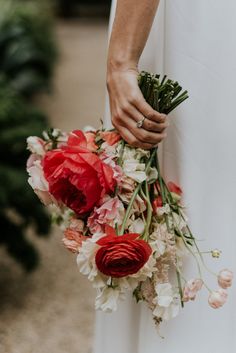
[
  {"left": 27, "top": 158, "right": 55, "bottom": 205},
  {"left": 84, "top": 131, "right": 98, "bottom": 151},
  {"left": 100, "top": 130, "right": 121, "bottom": 146},
  {"left": 95, "top": 287, "right": 125, "bottom": 312},
  {"left": 182, "top": 279, "right": 203, "bottom": 302},
  {"left": 27, "top": 136, "right": 46, "bottom": 156},
  {"left": 218, "top": 269, "right": 233, "bottom": 289},
  {"left": 88, "top": 196, "right": 125, "bottom": 234},
  {"left": 153, "top": 283, "right": 180, "bottom": 321},
  {"left": 62, "top": 219, "right": 87, "bottom": 253},
  {"left": 208, "top": 288, "right": 228, "bottom": 309}
]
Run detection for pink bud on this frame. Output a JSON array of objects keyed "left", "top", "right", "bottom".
[
  {"left": 218, "top": 269, "right": 233, "bottom": 289},
  {"left": 208, "top": 288, "right": 228, "bottom": 309},
  {"left": 182, "top": 278, "right": 203, "bottom": 302}
]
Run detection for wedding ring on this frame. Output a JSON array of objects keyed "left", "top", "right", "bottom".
[{"left": 136, "top": 117, "right": 145, "bottom": 128}]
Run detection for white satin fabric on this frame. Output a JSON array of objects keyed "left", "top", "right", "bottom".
[{"left": 94, "top": 1, "right": 236, "bottom": 352}]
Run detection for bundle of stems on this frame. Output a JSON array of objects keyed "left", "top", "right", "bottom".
[
  {"left": 119, "top": 71, "right": 189, "bottom": 304},
  {"left": 138, "top": 71, "right": 189, "bottom": 114}
]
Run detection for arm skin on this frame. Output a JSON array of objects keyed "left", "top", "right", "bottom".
[{"left": 107, "top": 0, "right": 169, "bottom": 149}]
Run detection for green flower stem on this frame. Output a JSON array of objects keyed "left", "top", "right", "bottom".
[
  {"left": 119, "top": 148, "right": 157, "bottom": 235},
  {"left": 117, "top": 139, "right": 125, "bottom": 166},
  {"left": 176, "top": 269, "right": 184, "bottom": 307},
  {"left": 143, "top": 180, "right": 153, "bottom": 241}
]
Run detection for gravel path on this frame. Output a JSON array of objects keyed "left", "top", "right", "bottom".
[{"left": 0, "top": 19, "right": 108, "bottom": 353}]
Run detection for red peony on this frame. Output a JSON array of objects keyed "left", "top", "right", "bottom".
[
  {"left": 95, "top": 226, "right": 152, "bottom": 278},
  {"left": 43, "top": 130, "right": 116, "bottom": 217}
]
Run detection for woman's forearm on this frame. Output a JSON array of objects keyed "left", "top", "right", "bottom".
[
  {"left": 107, "top": 0, "right": 160, "bottom": 72},
  {"left": 106, "top": 0, "right": 168, "bottom": 150}
]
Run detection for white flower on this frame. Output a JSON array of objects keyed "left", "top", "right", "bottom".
[
  {"left": 153, "top": 298, "right": 180, "bottom": 321},
  {"left": 150, "top": 239, "right": 166, "bottom": 256},
  {"left": 147, "top": 167, "right": 158, "bottom": 183},
  {"left": 116, "top": 277, "right": 140, "bottom": 292},
  {"left": 95, "top": 287, "right": 125, "bottom": 312},
  {"left": 153, "top": 283, "right": 180, "bottom": 321},
  {"left": 27, "top": 136, "right": 45, "bottom": 156},
  {"left": 155, "top": 283, "right": 173, "bottom": 307},
  {"left": 27, "top": 158, "right": 54, "bottom": 205},
  {"left": 122, "top": 146, "right": 149, "bottom": 161},
  {"left": 128, "top": 218, "right": 145, "bottom": 234},
  {"left": 171, "top": 212, "right": 187, "bottom": 231},
  {"left": 150, "top": 223, "right": 168, "bottom": 256},
  {"left": 123, "top": 160, "right": 146, "bottom": 183},
  {"left": 76, "top": 233, "right": 105, "bottom": 286},
  {"left": 156, "top": 204, "right": 171, "bottom": 216}
]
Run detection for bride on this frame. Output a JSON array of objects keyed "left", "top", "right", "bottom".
[{"left": 94, "top": 0, "right": 236, "bottom": 352}]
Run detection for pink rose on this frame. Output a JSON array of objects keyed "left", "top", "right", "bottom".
[
  {"left": 183, "top": 278, "right": 203, "bottom": 302},
  {"left": 88, "top": 196, "right": 124, "bottom": 234},
  {"left": 218, "top": 269, "right": 233, "bottom": 289},
  {"left": 208, "top": 288, "right": 228, "bottom": 309},
  {"left": 27, "top": 157, "right": 55, "bottom": 205}
]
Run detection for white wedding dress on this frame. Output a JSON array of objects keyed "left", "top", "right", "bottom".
[{"left": 94, "top": 1, "right": 236, "bottom": 352}]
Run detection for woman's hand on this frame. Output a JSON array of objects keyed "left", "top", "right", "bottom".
[{"left": 107, "top": 68, "right": 169, "bottom": 149}]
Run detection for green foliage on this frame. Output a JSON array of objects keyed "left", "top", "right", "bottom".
[
  {"left": 0, "top": 0, "right": 57, "bottom": 270},
  {"left": 0, "top": 80, "right": 51, "bottom": 271},
  {"left": 0, "top": 0, "right": 57, "bottom": 97}
]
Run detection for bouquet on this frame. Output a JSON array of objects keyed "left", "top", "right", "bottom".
[{"left": 26, "top": 72, "right": 233, "bottom": 327}]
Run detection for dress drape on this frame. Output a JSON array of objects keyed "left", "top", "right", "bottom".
[{"left": 94, "top": 1, "right": 236, "bottom": 352}]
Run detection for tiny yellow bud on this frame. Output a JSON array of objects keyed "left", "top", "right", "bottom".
[{"left": 211, "top": 249, "right": 221, "bottom": 258}]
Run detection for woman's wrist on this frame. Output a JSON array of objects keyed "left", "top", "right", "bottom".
[
  {"left": 106, "top": 58, "right": 139, "bottom": 87},
  {"left": 107, "top": 55, "right": 138, "bottom": 74}
]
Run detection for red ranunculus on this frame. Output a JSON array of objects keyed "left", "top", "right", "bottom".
[
  {"left": 42, "top": 130, "right": 116, "bottom": 217},
  {"left": 167, "top": 181, "right": 183, "bottom": 196},
  {"left": 95, "top": 226, "right": 152, "bottom": 278}
]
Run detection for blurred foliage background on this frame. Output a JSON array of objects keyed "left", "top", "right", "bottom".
[
  {"left": 0, "top": 0, "right": 57, "bottom": 271},
  {"left": 0, "top": 1, "right": 110, "bottom": 352},
  {"left": 0, "top": 0, "right": 111, "bottom": 271}
]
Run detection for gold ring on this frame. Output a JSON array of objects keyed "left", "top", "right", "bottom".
[{"left": 136, "top": 117, "right": 145, "bottom": 128}]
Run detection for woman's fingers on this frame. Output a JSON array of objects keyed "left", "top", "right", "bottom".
[
  {"left": 115, "top": 125, "right": 154, "bottom": 149},
  {"left": 131, "top": 91, "right": 167, "bottom": 124},
  {"left": 107, "top": 69, "right": 170, "bottom": 149},
  {"left": 127, "top": 118, "right": 167, "bottom": 144},
  {"left": 122, "top": 102, "right": 169, "bottom": 132},
  {"left": 112, "top": 108, "right": 167, "bottom": 148}
]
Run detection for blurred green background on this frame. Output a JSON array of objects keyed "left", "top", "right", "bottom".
[{"left": 0, "top": 1, "right": 110, "bottom": 352}]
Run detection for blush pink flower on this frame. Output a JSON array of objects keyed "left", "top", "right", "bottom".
[
  {"left": 84, "top": 131, "right": 98, "bottom": 152},
  {"left": 27, "top": 136, "right": 46, "bottom": 156},
  {"left": 88, "top": 196, "right": 125, "bottom": 234},
  {"left": 208, "top": 288, "right": 228, "bottom": 309},
  {"left": 183, "top": 278, "right": 203, "bottom": 302},
  {"left": 27, "top": 156, "right": 55, "bottom": 205},
  {"left": 62, "top": 220, "right": 88, "bottom": 253},
  {"left": 100, "top": 131, "right": 121, "bottom": 146},
  {"left": 100, "top": 152, "right": 123, "bottom": 184},
  {"left": 218, "top": 269, "right": 233, "bottom": 289}
]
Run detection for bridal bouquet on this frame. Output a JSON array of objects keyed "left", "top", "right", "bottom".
[{"left": 26, "top": 72, "right": 233, "bottom": 327}]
